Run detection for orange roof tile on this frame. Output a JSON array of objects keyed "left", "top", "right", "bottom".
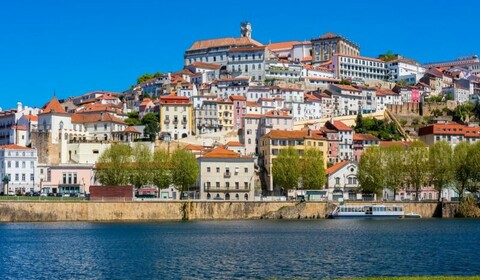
[
  {"left": 246, "top": 101, "right": 259, "bottom": 107},
  {"left": 267, "top": 41, "right": 302, "bottom": 51},
  {"left": 332, "top": 84, "right": 361, "bottom": 92},
  {"left": 188, "top": 37, "right": 263, "bottom": 51},
  {"left": 226, "top": 141, "right": 244, "bottom": 147},
  {"left": 24, "top": 115, "right": 38, "bottom": 121},
  {"left": 326, "top": 160, "right": 349, "bottom": 175},
  {"left": 353, "top": 133, "right": 380, "bottom": 141},
  {"left": 42, "top": 96, "right": 66, "bottom": 114},
  {"left": 0, "top": 144, "right": 34, "bottom": 150},
  {"left": 202, "top": 146, "right": 249, "bottom": 159},
  {"left": 123, "top": 126, "right": 141, "bottom": 134},
  {"left": 326, "top": 120, "right": 352, "bottom": 131},
  {"left": 264, "top": 110, "right": 291, "bottom": 118},
  {"left": 319, "top": 32, "right": 339, "bottom": 39},
  {"left": 71, "top": 113, "right": 126, "bottom": 125},
  {"left": 185, "top": 144, "right": 205, "bottom": 151},
  {"left": 189, "top": 62, "right": 222, "bottom": 70},
  {"left": 229, "top": 95, "right": 246, "bottom": 101}
]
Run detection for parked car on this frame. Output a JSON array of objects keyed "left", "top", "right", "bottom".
[
  {"left": 32, "top": 192, "right": 41, "bottom": 197},
  {"left": 69, "top": 193, "right": 79, "bottom": 197},
  {"left": 40, "top": 193, "right": 48, "bottom": 197},
  {"left": 55, "top": 193, "right": 63, "bottom": 197},
  {"left": 47, "top": 193, "right": 55, "bottom": 197}
]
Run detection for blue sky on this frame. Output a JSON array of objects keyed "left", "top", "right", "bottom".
[{"left": 1, "top": 0, "right": 479, "bottom": 110}]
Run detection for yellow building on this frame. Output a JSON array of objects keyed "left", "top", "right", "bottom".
[
  {"left": 159, "top": 93, "right": 193, "bottom": 140},
  {"left": 259, "top": 129, "right": 328, "bottom": 192},
  {"left": 216, "top": 99, "right": 234, "bottom": 131}
]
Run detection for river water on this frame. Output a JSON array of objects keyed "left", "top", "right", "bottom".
[{"left": 0, "top": 219, "right": 479, "bottom": 279}]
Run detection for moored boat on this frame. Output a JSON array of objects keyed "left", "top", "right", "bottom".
[{"left": 330, "top": 205, "right": 404, "bottom": 218}]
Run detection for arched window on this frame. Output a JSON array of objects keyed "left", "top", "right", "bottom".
[
  {"left": 59, "top": 121, "right": 64, "bottom": 130},
  {"left": 207, "top": 193, "right": 211, "bottom": 200},
  {"left": 235, "top": 194, "right": 239, "bottom": 200},
  {"left": 244, "top": 193, "right": 249, "bottom": 201},
  {"left": 225, "top": 193, "right": 230, "bottom": 200},
  {"left": 215, "top": 193, "right": 221, "bottom": 200}
]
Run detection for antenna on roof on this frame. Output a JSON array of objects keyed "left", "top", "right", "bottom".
[{"left": 53, "top": 89, "right": 56, "bottom": 97}]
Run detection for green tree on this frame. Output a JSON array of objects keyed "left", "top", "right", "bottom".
[
  {"left": 129, "top": 144, "right": 153, "bottom": 188},
  {"left": 382, "top": 144, "right": 405, "bottom": 200},
  {"left": 96, "top": 144, "right": 133, "bottom": 186},
  {"left": 452, "top": 102, "right": 475, "bottom": 123},
  {"left": 152, "top": 148, "right": 171, "bottom": 190},
  {"left": 466, "top": 141, "right": 480, "bottom": 194},
  {"left": 272, "top": 146, "right": 300, "bottom": 194},
  {"left": 141, "top": 112, "right": 160, "bottom": 141},
  {"left": 453, "top": 141, "right": 472, "bottom": 200},
  {"left": 153, "top": 72, "right": 163, "bottom": 78},
  {"left": 354, "top": 113, "right": 364, "bottom": 133},
  {"left": 3, "top": 175, "right": 10, "bottom": 195},
  {"left": 378, "top": 50, "right": 396, "bottom": 62},
  {"left": 125, "top": 111, "right": 140, "bottom": 126},
  {"left": 404, "top": 141, "right": 429, "bottom": 200},
  {"left": 357, "top": 146, "right": 385, "bottom": 198},
  {"left": 300, "top": 148, "right": 326, "bottom": 190},
  {"left": 170, "top": 149, "right": 199, "bottom": 199},
  {"left": 429, "top": 141, "right": 454, "bottom": 201},
  {"left": 137, "top": 73, "right": 154, "bottom": 84}
]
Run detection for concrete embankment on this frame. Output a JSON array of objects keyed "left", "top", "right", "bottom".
[{"left": 0, "top": 201, "right": 455, "bottom": 222}]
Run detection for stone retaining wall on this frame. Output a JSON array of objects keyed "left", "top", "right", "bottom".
[{"left": 0, "top": 201, "right": 448, "bottom": 222}]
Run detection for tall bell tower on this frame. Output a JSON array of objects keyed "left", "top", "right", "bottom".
[{"left": 240, "top": 22, "right": 252, "bottom": 38}]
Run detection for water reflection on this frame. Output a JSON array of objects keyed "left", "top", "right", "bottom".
[{"left": 0, "top": 220, "right": 479, "bottom": 279}]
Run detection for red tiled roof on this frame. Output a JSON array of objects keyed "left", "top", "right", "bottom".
[
  {"left": 267, "top": 41, "right": 301, "bottom": 51},
  {"left": 160, "top": 94, "right": 190, "bottom": 105},
  {"left": 326, "top": 160, "right": 349, "bottom": 175},
  {"left": 326, "top": 120, "right": 352, "bottom": 131},
  {"left": 202, "top": 146, "right": 249, "bottom": 159},
  {"left": 229, "top": 95, "right": 246, "bottom": 101},
  {"left": 332, "top": 84, "right": 361, "bottom": 92},
  {"left": 0, "top": 144, "right": 34, "bottom": 150},
  {"left": 353, "top": 133, "right": 380, "bottom": 141},
  {"left": 123, "top": 126, "right": 141, "bottom": 134},
  {"left": 188, "top": 37, "right": 263, "bottom": 51},
  {"left": 246, "top": 101, "right": 259, "bottom": 107},
  {"left": 189, "top": 62, "right": 222, "bottom": 70},
  {"left": 226, "top": 141, "right": 244, "bottom": 147},
  {"left": 264, "top": 110, "right": 292, "bottom": 118},
  {"left": 71, "top": 113, "right": 126, "bottom": 125},
  {"left": 42, "top": 96, "right": 66, "bottom": 114},
  {"left": 24, "top": 115, "right": 38, "bottom": 121},
  {"left": 418, "top": 122, "right": 480, "bottom": 138},
  {"left": 319, "top": 32, "right": 339, "bottom": 39}
]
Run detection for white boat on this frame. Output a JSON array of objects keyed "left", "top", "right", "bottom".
[
  {"left": 403, "top": 212, "right": 422, "bottom": 219},
  {"left": 330, "top": 205, "right": 404, "bottom": 218}
]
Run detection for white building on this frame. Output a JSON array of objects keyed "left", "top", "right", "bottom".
[
  {"left": 227, "top": 46, "right": 267, "bottom": 82},
  {"left": 330, "top": 54, "right": 387, "bottom": 82},
  {"left": 197, "top": 146, "right": 255, "bottom": 201},
  {"left": 385, "top": 57, "right": 425, "bottom": 83},
  {"left": 0, "top": 144, "right": 38, "bottom": 194}
]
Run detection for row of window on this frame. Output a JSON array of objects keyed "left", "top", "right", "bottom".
[
  {"left": 206, "top": 167, "right": 249, "bottom": 173},
  {"left": 340, "top": 57, "right": 384, "bottom": 67},
  {"left": 1, "top": 160, "right": 35, "bottom": 169},
  {"left": 205, "top": 181, "right": 249, "bottom": 189},
  {"left": 62, "top": 173, "right": 78, "bottom": 185},
  {"left": 3, "top": 173, "right": 34, "bottom": 182},
  {"left": 1, "top": 151, "right": 35, "bottom": 157}
]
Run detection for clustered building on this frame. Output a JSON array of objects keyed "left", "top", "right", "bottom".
[{"left": 2, "top": 22, "right": 480, "bottom": 201}]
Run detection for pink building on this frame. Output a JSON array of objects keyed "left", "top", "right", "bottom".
[
  {"left": 230, "top": 95, "right": 246, "bottom": 130},
  {"left": 39, "top": 164, "right": 94, "bottom": 194},
  {"left": 352, "top": 133, "right": 380, "bottom": 161}
]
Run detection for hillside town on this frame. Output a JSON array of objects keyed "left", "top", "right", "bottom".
[{"left": 2, "top": 22, "right": 480, "bottom": 202}]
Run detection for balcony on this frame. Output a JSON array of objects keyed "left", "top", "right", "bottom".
[
  {"left": 173, "top": 119, "right": 178, "bottom": 125},
  {"left": 164, "top": 119, "right": 170, "bottom": 124},
  {"left": 181, "top": 119, "right": 187, "bottom": 124},
  {"left": 224, "top": 172, "right": 231, "bottom": 178}
]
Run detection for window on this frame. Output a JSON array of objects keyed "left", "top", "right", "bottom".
[
  {"left": 244, "top": 182, "right": 249, "bottom": 189},
  {"left": 63, "top": 173, "right": 67, "bottom": 184},
  {"left": 216, "top": 181, "right": 220, "bottom": 188},
  {"left": 15, "top": 174, "right": 19, "bottom": 181},
  {"left": 94, "top": 124, "right": 97, "bottom": 131},
  {"left": 216, "top": 167, "right": 220, "bottom": 173},
  {"left": 207, "top": 167, "right": 211, "bottom": 172},
  {"left": 15, "top": 161, "right": 19, "bottom": 168},
  {"left": 30, "top": 173, "right": 34, "bottom": 181},
  {"left": 226, "top": 182, "right": 230, "bottom": 188},
  {"left": 244, "top": 167, "right": 248, "bottom": 173},
  {"left": 22, "top": 174, "right": 25, "bottom": 181},
  {"left": 22, "top": 161, "right": 25, "bottom": 168},
  {"left": 7, "top": 161, "right": 11, "bottom": 168},
  {"left": 73, "top": 174, "right": 77, "bottom": 184},
  {"left": 235, "top": 182, "right": 239, "bottom": 189}
]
